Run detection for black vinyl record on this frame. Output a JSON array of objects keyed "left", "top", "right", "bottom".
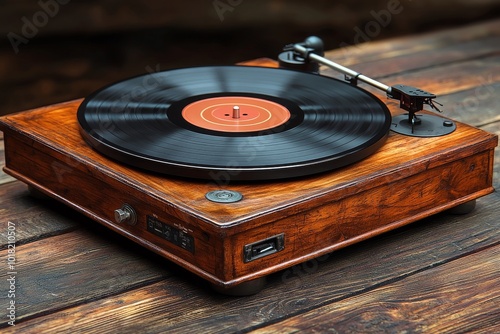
[{"left": 77, "top": 66, "right": 391, "bottom": 181}]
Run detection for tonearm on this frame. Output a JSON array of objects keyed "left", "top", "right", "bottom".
[{"left": 279, "top": 37, "right": 446, "bottom": 135}]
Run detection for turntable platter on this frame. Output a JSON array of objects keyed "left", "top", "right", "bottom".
[{"left": 77, "top": 66, "right": 391, "bottom": 181}]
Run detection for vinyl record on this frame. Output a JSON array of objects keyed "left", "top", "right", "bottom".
[{"left": 77, "top": 66, "right": 391, "bottom": 181}]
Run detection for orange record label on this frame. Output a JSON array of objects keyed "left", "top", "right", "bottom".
[{"left": 182, "top": 96, "right": 291, "bottom": 132}]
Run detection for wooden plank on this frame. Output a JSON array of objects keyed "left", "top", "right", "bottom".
[
  {"left": 380, "top": 55, "right": 500, "bottom": 97},
  {"left": 4, "top": 193, "right": 499, "bottom": 332},
  {"left": 0, "top": 182, "right": 79, "bottom": 249},
  {"left": 436, "top": 83, "right": 500, "bottom": 127},
  {"left": 324, "top": 35, "right": 500, "bottom": 79},
  {"left": 253, "top": 245, "right": 500, "bottom": 333},
  {"left": 325, "top": 18, "right": 500, "bottom": 67},
  {"left": 0, "top": 228, "right": 171, "bottom": 322},
  {"left": 323, "top": 51, "right": 500, "bottom": 100}
]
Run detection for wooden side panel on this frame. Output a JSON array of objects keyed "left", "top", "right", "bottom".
[{"left": 224, "top": 149, "right": 494, "bottom": 282}]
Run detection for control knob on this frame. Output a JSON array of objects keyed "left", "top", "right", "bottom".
[{"left": 114, "top": 204, "right": 137, "bottom": 225}]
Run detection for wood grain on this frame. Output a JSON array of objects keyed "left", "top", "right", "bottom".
[
  {"left": 253, "top": 245, "right": 500, "bottom": 333},
  {"left": 324, "top": 18, "right": 500, "bottom": 67},
  {"left": 0, "top": 228, "right": 170, "bottom": 321},
  {"left": 323, "top": 48, "right": 500, "bottom": 103},
  {"left": 0, "top": 182, "right": 78, "bottom": 249},
  {"left": 327, "top": 35, "right": 500, "bottom": 80}
]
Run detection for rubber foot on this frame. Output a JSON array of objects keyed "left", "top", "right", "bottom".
[
  {"left": 27, "top": 186, "right": 52, "bottom": 200},
  {"left": 447, "top": 199, "right": 476, "bottom": 215},
  {"left": 211, "top": 277, "right": 266, "bottom": 296}
]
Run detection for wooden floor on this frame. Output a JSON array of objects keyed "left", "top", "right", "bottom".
[{"left": 1, "top": 19, "right": 499, "bottom": 333}]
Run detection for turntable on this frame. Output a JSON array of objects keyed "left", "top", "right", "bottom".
[{"left": 0, "top": 37, "right": 497, "bottom": 295}]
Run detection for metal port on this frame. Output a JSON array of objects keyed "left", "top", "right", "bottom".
[{"left": 243, "top": 233, "right": 285, "bottom": 263}]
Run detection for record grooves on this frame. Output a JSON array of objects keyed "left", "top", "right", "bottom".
[{"left": 77, "top": 66, "right": 392, "bottom": 181}]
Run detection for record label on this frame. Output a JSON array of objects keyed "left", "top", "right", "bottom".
[{"left": 182, "top": 96, "right": 291, "bottom": 133}]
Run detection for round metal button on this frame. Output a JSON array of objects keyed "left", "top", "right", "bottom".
[
  {"left": 113, "top": 203, "right": 137, "bottom": 225},
  {"left": 205, "top": 190, "right": 243, "bottom": 203},
  {"left": 114, "top": 208, "right": 130, "bottom": 223}
]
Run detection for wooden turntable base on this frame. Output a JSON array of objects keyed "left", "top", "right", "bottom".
[{"left": 0, "top": 74, "right": 497, "bottom": 295}]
